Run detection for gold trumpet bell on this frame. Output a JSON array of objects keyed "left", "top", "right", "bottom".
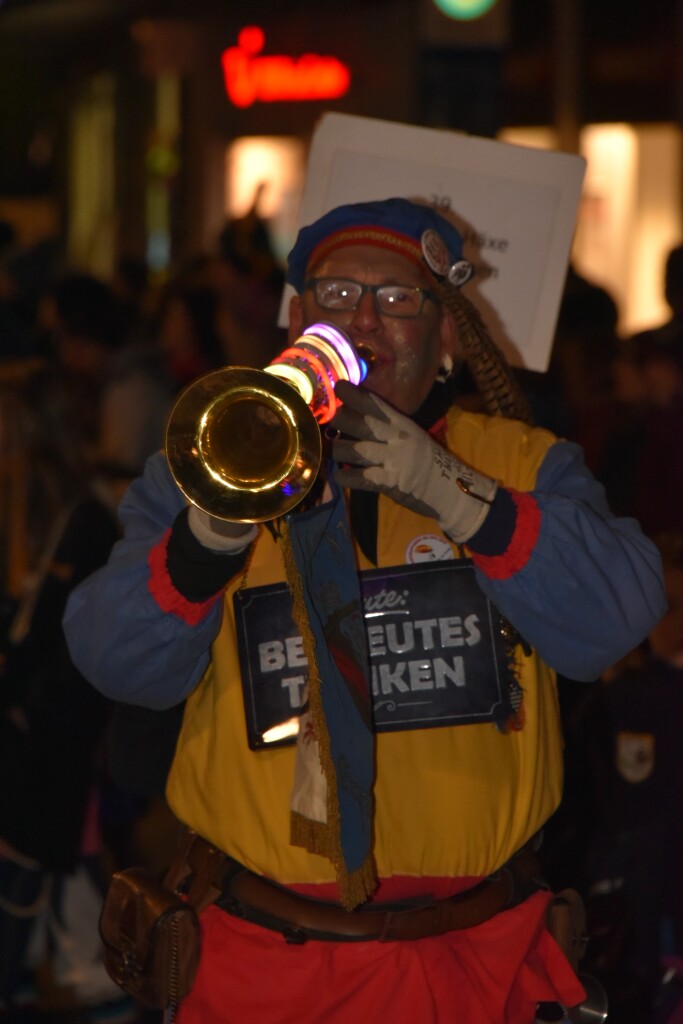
[{"left": 165, "top": 366, "right": 322, "bottom": 523}]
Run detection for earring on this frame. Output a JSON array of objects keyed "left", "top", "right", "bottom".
[{"left": 436, "top": 353, "right": 454, "bottom": 383}]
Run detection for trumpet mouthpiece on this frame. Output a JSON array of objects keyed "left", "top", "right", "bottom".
[{"left": 354, "top": 343, "right": 377, "bottom": 370}]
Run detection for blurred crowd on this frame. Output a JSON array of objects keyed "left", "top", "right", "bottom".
[
  {"left": 0, "top": 207, "right": 286, "bottom": 1024},
  {"left": 0, "top": 214, "right": 682, "bottom": 1023},
  {"left": 521, "top": 244, "right": 683, "bottom": 1024}
]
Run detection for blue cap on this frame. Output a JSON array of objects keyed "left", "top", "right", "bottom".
[{"left": 286, "top": 197, "right": 470, "bottom": 293}]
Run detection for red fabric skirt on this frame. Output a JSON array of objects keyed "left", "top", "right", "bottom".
[{"left": 176, "top": 890, "right": 585, "bottom": 1023}]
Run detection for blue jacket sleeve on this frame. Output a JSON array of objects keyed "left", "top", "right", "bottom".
[
  {"left": 63, "top": 452, "right": 225, "bottom": 708},
  {"left": 473, "top": 440, "right": 668, "bottom": 681}
]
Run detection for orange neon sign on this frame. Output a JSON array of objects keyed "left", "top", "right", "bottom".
[{"left": 221, "top": 26, "right": 351, "bottom": 108}]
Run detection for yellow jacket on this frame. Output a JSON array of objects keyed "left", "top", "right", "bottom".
[{"left": 166, "top": 408, "right": 563, "bottom": 884}]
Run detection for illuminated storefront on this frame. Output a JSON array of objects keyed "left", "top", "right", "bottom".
[
  {"left": 500, "top": 123, "right": 683, "bottom": 336},
  {"left": 6, "top": 0, "right": 676, "bottom": 335}
]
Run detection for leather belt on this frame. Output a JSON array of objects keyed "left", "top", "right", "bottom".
[{"left": 167, "top": 830, "right": 545, "bottom": 944}]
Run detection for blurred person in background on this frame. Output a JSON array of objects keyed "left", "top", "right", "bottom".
[
  {"left": 154, "top": 282, "right": 226, "bottom": 394},
  {"left": 597, "top": 240, "right": 683, "bottom": 532},
  {"left": 211, "top": 197, "right": 287, "bottom": 369},
  {"left": 99, "top": 278, "right": 228, "bottom": 486},
  {"left": 627, "top": 242, "right": 683, "bottom": 358},
  {"left": 0, "top": 368, "right": 131, "bottom": 1021},
  {"left": 0, "top": 224, "right": 63, "bottom": 349},
  {"left": 37, "top": 271, "right": 170, "bottom": 494},
  {"left": 560, "top": 532, "right": 683, "bottom": 1023},
  {"left": 598, "top": 334, "right": 683, "bottom": 538},
  {"left": 110, "top": 257, "right": 153, "bottom": 343},
  {"left": 517, "top": 264, "right": 620, "bottom": 471},
  {"left": 0, "top": 221, "right": 43, "bottom": 365},
  {"left": 37, "top": 272, "right": 130, "bottom": 464}
]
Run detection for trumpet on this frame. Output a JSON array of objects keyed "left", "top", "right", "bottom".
[{"left": 165, "top": 323, "right": 370, "bottom": 523}]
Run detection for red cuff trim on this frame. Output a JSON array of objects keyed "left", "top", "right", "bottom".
[
  {"left": 148, "top": 529, "right": 223, "bottom": 625},
  {"left": 469, "top": 490, "right": 541, "bottom": 580},
  {"left": 427, "top": 415, "right": 448, "bottom": 447}
]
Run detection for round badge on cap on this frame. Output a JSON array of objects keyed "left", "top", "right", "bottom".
[
  {"left": 447, "top": 259, "right": 473, "bottom": 288},
  {"left": 421, "top": 229, "right": 450, "bottom": 277}
]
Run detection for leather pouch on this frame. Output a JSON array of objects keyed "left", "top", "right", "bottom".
[{"left": 99, "top": 866, "right": 201, "bottom": 1010}]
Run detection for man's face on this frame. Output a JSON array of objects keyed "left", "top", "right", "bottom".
[{"left": 289, "top": 245, "right": 453, "bottom": 415}]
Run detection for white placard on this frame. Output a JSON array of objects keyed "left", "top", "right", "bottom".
[{"left": 279, "top": 112, "right": 586, "bottom": 373}]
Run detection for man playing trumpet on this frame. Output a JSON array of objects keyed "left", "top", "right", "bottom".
[{"left": 65, "top": 198, "right": 665, "bottom": 1023}]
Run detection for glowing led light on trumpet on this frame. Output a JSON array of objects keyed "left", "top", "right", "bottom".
[
  {"left": 297, "top": 338, "right": 348, "bottom": 388},
  {"left": 277, "top": 347, "right": 336, "bottom": 422},
  {"left": 303, "top": 323, "right": 366, "bottom": 385},
  {"left": 265, "top": 362, "right": 314, "bottom": 405},
  {"left": 265, "top": 322, "right": 367, "bottom": 424}
]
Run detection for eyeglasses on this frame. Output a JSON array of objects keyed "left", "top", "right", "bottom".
[{"left": 304, "top": 278, "right": 438, "bottom": 319}]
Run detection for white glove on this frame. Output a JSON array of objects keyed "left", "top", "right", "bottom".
[
  {"left": 187, "top": 505, "right": 258, "bottom": 553},
  {"left": 331, "top": 381, "right": 497, "bottom": 543}
]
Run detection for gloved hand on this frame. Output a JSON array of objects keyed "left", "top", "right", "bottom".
[
  {"left": 187, "top": 505, "right": 258, "bottom": 553},
  {"left": 330, "top": 380, "right": 497, "bottom": 543}
]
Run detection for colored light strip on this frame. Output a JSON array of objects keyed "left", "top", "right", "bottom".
[
  {"left": 303, "top": 322, "right": 366, "bottom": 385},
  {"left": 297, "top": 337, "right": 347, "bottom": 387},
  {"left": 301, "top": 349, "right": 337, "bottom": 422},
  {"left": 264, "top": 323, "right": 365, "bottom": 424},
  {"left": 274, "top": 345, "right": 337, "bottom": 422},
  {"left": 265, "top": 362, "right": 314, "bottom": 405}
]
